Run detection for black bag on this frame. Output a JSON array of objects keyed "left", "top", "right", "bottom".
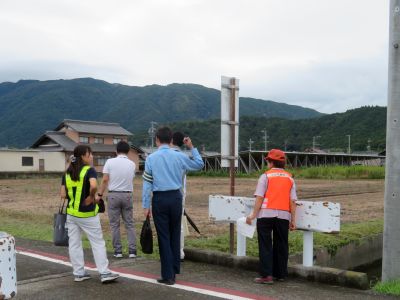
[
  {"left": 53, "top": 198, "right": 69, "bottom": 247},
  {"left": 140, "top": 215, "right": 153, "bottom": 254},
  {"left": 98, "top": 198, "right": 105, "bottom": 213}
]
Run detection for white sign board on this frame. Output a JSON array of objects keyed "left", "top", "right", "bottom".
[
  {"left": 295, "top": 200, "right": 340, "bottom": 233},
  {"left": 209, "top": 196, "right": 340, "bottom": 233},
  {"left": 220, "top": 76, "right": 239, "bottom": 168},
  {"left": 209, "top": 195, "right": 254, "bottom": 222}
]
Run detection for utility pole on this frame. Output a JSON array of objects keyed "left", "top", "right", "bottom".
[
  {"left": 261, "top": 129, "right": 268, "bottom": 152},
  {"left": 248, "top": 138, "right": 254, "bottom": 174},
  {"left": 284, "top": 139, "right": 288, "bottom": 151},
  {"left": 346, "top": 135, "right": 351, "bottom": 154},
  {"left": 383, "top": 0, "right": 400, "bottom": 281},
  {"left": 367, "top": 139, "right": 371, "bottom": 152},
  {"left": 312, "top": 136, "right": 321, "bottom": 152},
  {"left": 148, "top": 121, "right": 158, "bottom": 153}
]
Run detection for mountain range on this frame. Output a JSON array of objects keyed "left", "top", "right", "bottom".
[{"left": 0, "top": 78, "right": 323, "bottom": 148}]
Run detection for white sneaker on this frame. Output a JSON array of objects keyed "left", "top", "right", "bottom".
[
  {"left": 113, "top": 252, "right": 123, "bottom": 258},
  {"left": 129, "top": 253, "right": 137, "bottom": 258},
  {"left": 100, "top": 272, "right": 119, "bottom": 283},
  {"left": 74, "top": 273, "right": 91, "bottom": 282}
]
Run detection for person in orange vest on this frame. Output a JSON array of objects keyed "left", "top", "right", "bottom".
[{"left": 246, "top": 149, "right": 297, "bottom": 284}]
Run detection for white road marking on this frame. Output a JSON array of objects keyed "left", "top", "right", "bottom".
[{"left": 17, "top": 249, "right": 260, "bottom": 300}]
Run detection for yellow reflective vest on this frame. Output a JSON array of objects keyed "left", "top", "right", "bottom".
[{"left": 65, "top": 165, "right": 99, "bottom": 218}]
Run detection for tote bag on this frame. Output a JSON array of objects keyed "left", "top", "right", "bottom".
[
  {"left": 53, "top": 198, "right": 69, "bottom": 247},
  {"left": 140, "top": 214, "right": 153, "bottom": 254}
]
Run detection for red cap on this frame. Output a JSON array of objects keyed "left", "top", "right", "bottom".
[{"left": 266, "top": 149, "right": 286, "bottom": 162}]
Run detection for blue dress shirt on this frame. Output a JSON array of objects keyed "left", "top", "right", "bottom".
[{"left": 142, "top": 145, "right": 204, "bottom": 209}]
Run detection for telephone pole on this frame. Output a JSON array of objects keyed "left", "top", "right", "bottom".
[
  {"left": 346, "top": 135, "right": 351, "bottom": 154},
  {"left": 383, "top": 0, "right": 400, "bottom": 281},
  {"left": 148, "top": 121, "right": 158, "bottom": 153},
  {"left": 312, "top": 136, "right": 321, "bottom": 152},
  {"left": 248, "top": 138, "right": 254, "bottom": 173},
  {"left": 261, "top": 129, "right": 268, "bottom": 152}
]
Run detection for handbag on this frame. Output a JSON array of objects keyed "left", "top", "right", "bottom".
[
  {"left": 140, "top": 214, "right": 153, "bottom": 254},
  {"left": 53, "top": 198, "right": 69, "bottom": 247}
]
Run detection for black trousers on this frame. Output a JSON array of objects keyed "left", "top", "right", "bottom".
[
  {"left": 257, "top": 217, "right": 289, "bottom": 278},
  {"left": 152, "top": 190, "right": 182, "bottom": 280}
]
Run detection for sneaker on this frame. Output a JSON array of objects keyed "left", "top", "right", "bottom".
[
  {"left": 74, "top": 273, "right": 91, "bottom": 282},
  {"left": 128, "top": 250, "right": 137, "bottom": 258},
  {"left": 100, "top": 272, "right": 120, "bottom": 283},
  {"left": 254, "top": 276, "right": 273, "bottom": 284},
  {"left": 113, "top": 252, "right": 123, "bottom": 258}
]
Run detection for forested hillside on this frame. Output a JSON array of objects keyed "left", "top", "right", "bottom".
[{"left": 0, "top": 78, "right": 322, "bottom": 147}]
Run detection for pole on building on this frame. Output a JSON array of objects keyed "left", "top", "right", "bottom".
[
  {"left": 229, "top": 77, "right": 236, "bottom": 254},
  {"left": 383, "top": 0, "right": 400, "bottom": 281}
]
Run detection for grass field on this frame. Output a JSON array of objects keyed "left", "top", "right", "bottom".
[
  {"left": 0, "top": 175, "right": 386, "bottom": 260},
  {"left": 190, "top": 166, "right": 385, "bottom": 180}
]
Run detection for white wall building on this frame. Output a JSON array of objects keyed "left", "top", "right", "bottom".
[{"left": 0, "top": 149, "right": 66, "bottom": 172}]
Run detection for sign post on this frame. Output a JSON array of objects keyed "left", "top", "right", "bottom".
[{"left": 221, "top": 76, "right": 239, "bottom": 254}]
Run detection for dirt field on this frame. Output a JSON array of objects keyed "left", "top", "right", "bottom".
[{"left": 0, "top": 177, "right": 384, "bottom": 237}]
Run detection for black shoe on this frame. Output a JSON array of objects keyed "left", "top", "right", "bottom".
[{"left": 157, "top": 278, "right": 175, "bottom": 285}]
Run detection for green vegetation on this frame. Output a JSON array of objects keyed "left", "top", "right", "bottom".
[
  {"left": 144, "top": 106, "right": 385, "bottom": 152},
  {"left": 290, "top": 165, "right": 385, "bottom": 180},
  {"left": 186, "top": 219, "right": 384, "bottom": 257},
  {"left": 189, "top": 166, "right": 385, "bottom": 180},
  {"left": 0, "top": 78, "right": 321, "bottom": 147},
  {"left": 373, "top": 280, "right": 400, "bottom": 296}
]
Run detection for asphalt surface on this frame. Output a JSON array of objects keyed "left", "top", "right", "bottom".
[{"left": 9, "top": 238, "right": 398, "bottom": 300}]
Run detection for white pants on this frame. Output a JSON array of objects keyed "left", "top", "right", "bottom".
[{"left": 66, "top": 214, "right": 110, "bottom": 276}]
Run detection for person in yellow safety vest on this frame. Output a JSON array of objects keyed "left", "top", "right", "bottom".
[
  {"left": 60, "top": 145, "right": 119, "bottom": 283},
  {"left": 246, "top": 149, "right": 297, "bottom": 284}
]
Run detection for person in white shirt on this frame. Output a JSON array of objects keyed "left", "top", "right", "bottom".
[{"left": 96, "top": 141, "right": 137, "bottom": 258}]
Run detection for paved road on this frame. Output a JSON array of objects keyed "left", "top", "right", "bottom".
[{"left": 10, "top": 238, "right": 397, "bottom": 300}]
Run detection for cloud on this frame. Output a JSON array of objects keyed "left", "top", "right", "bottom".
[{"left": 0, "top": 0, "right": 390, "bottom": 113}]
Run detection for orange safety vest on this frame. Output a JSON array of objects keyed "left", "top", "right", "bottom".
[{"left": 261, "top": 168, "right": 293, "bottom": 211}]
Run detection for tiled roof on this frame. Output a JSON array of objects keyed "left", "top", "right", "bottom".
[{"left": 56, "top": 119, "right": 132, "bottom": 136}]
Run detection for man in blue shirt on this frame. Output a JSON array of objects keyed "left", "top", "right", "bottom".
[{"left": 142, "top": 127, "right": 204, "bottom": 285}]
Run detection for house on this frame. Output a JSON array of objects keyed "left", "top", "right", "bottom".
[
  {"left": 31, "top": 119, "right": 143, "bottom": 172},
  {"left": 0, "top": 148, "right": 65, "bottom": 172}
]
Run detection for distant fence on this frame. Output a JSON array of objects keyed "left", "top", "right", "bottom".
[{"left": 202, "top": 150, "right": 385, "bottom": 174}]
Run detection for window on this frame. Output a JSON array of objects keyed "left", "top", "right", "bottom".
[
  {"left": 94, "top": 137, "right": 104, "bottom": 144},
  {"left": 94, "top": 155, "right": 112, "bottom": 166},
  {"left": 79, "top": 136, "right": 89, "bottom": 144},
  {"left": 22, "top": 156, "right": 34, "bottom": 166},
  {"left": 113, "top": 138, "right": 122, "bottom": 144}
]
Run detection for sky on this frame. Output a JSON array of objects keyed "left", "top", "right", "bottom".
[{"left": 0, "top": 0, "right": 389, "bottom": 113}]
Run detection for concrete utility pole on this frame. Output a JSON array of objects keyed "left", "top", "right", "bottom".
[
  {"left": 261, "top": 129, "right": 268, "bottom": 152},
  {"left": 148, "top": 121, "right": 158, "bottom": 153},
  {"left": 248, "top": 138, "right": 254, "bottom": 173},
  {"left": 383, "top": 0, "right": 400, "bottom": 281},
  {"left": 312, "top": 136, "right": 321, "bottom": 152},
  {"left": 346, "top": 135, "right": 351, "bottom": 154}
]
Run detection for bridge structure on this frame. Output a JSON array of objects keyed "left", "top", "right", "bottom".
[{"left": 202, "top": 150, "right": 385, "bottom": 174}]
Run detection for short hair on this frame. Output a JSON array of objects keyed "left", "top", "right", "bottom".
[
  {"left": 172, "top": 131, "right": 185, "bottom": 147},
  {"left": 267, "top": 159, "right": 285, "bottom": 169},
  {"left": 156, "top": 127, "right": 172, "bottom": 144},
  {"left": 116, "top": 141, "right": 130, "bottom": 154}
]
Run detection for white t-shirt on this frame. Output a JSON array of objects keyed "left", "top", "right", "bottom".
[{"left": 103, "top": 154, "right": 135, "bottom": 192}]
